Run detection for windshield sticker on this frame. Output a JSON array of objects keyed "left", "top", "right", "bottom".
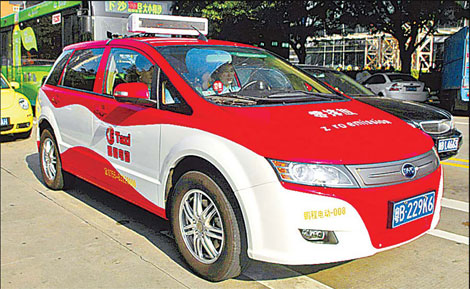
[
  {"left": 212, "top": 81, "right": 224, "bottom": 93},
  {"left": 309, "top": 109, "right": 357, "bottom": 118},
  {"left": 320, "top": 118, "right": 392, "bottom": 132},
  {"left": 304, "top": 82, "right": 313, "bottom": 92}
]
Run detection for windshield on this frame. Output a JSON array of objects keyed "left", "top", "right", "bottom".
[
  {"left": 157, "top": 46, "right": 344, "bottom": 106},
  {"left": 1, "top": 76, "right": 10, "bottom": 89},
  {"left": 303, "top": 68, "right": 375, "bottom": 97},
  {"left": 388, "top": 74, "right": 416, "bottom": 82}
]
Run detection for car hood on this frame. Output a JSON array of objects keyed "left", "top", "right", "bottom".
[
  {"left": 355, "top": 96, "right": 451, "bottom": 122},
  {"left": 0, "top": 89, "right": 17, "bottom": 110},
  {"left": 204, "top": 99, "right": 434, "bottom": 165}
]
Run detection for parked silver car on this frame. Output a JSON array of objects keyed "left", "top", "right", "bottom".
[{"left": 361, "top": 72, "right": 429, "bottom": 102}]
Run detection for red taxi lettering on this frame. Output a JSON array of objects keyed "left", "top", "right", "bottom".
[{"left": 106, "top": 127, "right": 132, "bottom": 163}]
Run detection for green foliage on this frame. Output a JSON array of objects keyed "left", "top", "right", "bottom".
[
  {"left": 173, "top": 1, "right": 338, "bottom": 63},
  {"left": 173, "top": 0, "right": 467, "bottom": 68},
  {"left": 337, "top": 1, "right": 467, "bottom": 72}
]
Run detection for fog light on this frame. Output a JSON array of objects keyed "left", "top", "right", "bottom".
[
  {"left": 299, "top": 229, "right": 338, "bottom": 244},
  {"left": 301, "top": 229, "right": 326, "bottom": 241}
]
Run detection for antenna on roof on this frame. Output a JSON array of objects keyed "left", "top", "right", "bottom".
[{"left": 191, "top": 25, "right": 208, "bottom": 42}]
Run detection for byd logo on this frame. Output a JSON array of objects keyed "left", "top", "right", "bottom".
[{"left": 401, "top": 163, "right": 417, "bottom": 179}]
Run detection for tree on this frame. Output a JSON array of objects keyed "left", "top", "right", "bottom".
[
  {"left": 173, "top": 1, "right": 337, "bottom": 63},
  {"left": 338, "top": 1, "right": 468, "bottom": 73}
]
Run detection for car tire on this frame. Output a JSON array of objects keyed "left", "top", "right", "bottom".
[
  {"left": 170, "top": 170, "right": 247, "bottom": 282},
  {"left": 39, "top": 129, "right": 74, "bottom": 190}
]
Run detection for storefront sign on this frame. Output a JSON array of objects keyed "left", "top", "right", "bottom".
[
  {"left": 105, "top": 1, "right": 167, "bottom": 15},
  {"left": 52, "top": 13, "right": 61, "bottom": 25}
]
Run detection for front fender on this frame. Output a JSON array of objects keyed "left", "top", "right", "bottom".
[
  {"left": 159, "top": 125, "right": 277, "bottom": 195},
  {"left": 158, "top": 125, "right": 279, "bottom": 253}
]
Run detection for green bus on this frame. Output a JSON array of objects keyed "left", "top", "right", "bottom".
[{"left": 1, "top": 1, "right": 173, "bottom": 107}]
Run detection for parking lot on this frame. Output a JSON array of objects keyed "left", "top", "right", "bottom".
[{"left": 1, "top": 116, "right": 468, "bottom": 289}]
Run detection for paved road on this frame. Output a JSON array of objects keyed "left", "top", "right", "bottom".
[{"left": 1, "top": 116, "right": 468, "bottom": 288}]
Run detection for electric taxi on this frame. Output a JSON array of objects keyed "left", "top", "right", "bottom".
[
  {"left": 1, "top": 73, "right": 33, "bottom": 138},
  {"left": 36, "top": 15, "right": 443, "bottom": 281}
]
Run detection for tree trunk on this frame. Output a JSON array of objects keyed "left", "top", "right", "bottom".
[
  {"left": 293, "top": 40, "right": 306, "bottom": 64},
  {"left": 400, "top": 48, "right": 413, "bottom": 74}
]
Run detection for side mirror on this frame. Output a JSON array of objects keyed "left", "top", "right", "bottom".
[
  {"left": 10, "top": 81, "right": 19, "bottom": 89},
  {"left": 113, "top": 82, "right": 155, "bottom": 107}
]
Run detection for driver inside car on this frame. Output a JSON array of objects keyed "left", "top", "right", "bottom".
[{"left": 203, "top": 62, "right": 240, "bottom": 96}]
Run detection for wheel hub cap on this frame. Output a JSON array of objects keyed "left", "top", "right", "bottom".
[
  {"left": 179, "top": 189, "right": 224, "bottom": 264},
  {"left": 41, "top": 138, "right": 57, "bottom": 181}
]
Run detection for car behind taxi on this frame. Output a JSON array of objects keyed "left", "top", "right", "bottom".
[{"left": 1, "top": 73, "right": 33, "bottom": 138}]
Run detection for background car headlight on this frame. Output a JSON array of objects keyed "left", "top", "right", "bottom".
[
  {"left": 19, "top": 98, "right": 29, "bottom": 110},
  {"left": 269, "top": 159, "right": 358, "bottom": 188}
]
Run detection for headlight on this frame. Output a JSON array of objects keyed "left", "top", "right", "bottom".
[
  {"left": 19, "top": 98, "right": 29, "bottom": 110},
  {"left": 269, "top": 159, "right": 359, "bottom": 188}
]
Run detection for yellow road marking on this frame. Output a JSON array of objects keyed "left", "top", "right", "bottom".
[
  {"left": 441, "top": 161, "right": 469, "bottom": 169},
  {"left": 449, "top": 158, "right": 469, "bottom": 163}
]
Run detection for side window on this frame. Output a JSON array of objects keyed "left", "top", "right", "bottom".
[
  {"left": 104, "top": 48, "right": 153, "bottom": 96},
  {"left": 365, "top": 75, "right": 386, "bottom": 85},
  {"left": 46, "top": 50, "right": 72, "bottom": 86},
  {"left": 364, "top": 76, "right": 376, "bottom": 84},
  {"left": 159, "top": 71, "right": 192, "bottom": 115},
  {"left": 62, "top": 48, "right": 104, "bottom": 92},
  {"left": 376, "top": 75, "right": 386, "bottom": 84}
]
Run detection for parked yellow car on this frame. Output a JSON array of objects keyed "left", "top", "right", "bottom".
[{"left": 1, "top": 74, "right": 33, "bottom": 138}]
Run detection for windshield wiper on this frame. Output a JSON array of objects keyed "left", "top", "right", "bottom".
[
  {"left": 205, "top": 94, "right": 258, "bottom": 106},
  {"left": 267, "top": 90, "right": 343, "bottom": 100},
  {"left": 205, "top": 90, "right": 343, "bottom": 106}
]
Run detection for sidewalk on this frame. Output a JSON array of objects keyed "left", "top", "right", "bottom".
[{"left": 1, "top": 131, "right": 267, "bottom": 289}]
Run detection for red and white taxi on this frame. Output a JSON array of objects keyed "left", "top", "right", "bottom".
[{"left": 37, "top": 15, "right": 443, "bottom": 281}]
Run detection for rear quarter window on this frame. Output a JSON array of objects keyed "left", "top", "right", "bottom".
[
  {"left": 62, "top": 48, "right": 104, "bottom": 92},
  {"left": 46, "top": 50, "right": 73, "bottom": 86}
]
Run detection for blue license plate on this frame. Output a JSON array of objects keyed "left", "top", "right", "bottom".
[
  {"left": 1, "top": 118, "right": 9, "bottom": 126},
  {"left": 438, "top": 138, "right": 459, "bottom": 152},
  {"left": 389, "top": 191, "right": 435, "bottom": 228},
  {"left": 406, "top": 86, "right": 417, "bottom": 91}
]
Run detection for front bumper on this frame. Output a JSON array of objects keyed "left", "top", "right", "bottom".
[
  {"left": 0, "top": 108, "right": 33, "bottom": 135},
  {"left": 430, "top": 129, "right": 463, "bottom": 160},
  {"left": 236, "top": 166, "right": 442, "bottom": 265}
]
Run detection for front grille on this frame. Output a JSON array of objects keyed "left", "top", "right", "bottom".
[
  {"left": 1, "top": 125, "right": 14, "bottom": 131},
  {"left": 346, "top": 150, "right": 439, "bottom": 188},
  {"left": 420, "top": 120, "right": 452, "bottom": 134},
  {"left": 17, "top": 122, "right": 30, "bottom": 129}
]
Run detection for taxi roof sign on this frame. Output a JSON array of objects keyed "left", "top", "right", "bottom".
[{"left": 128, "top": 14, "right": 208, "bottom": 36}]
